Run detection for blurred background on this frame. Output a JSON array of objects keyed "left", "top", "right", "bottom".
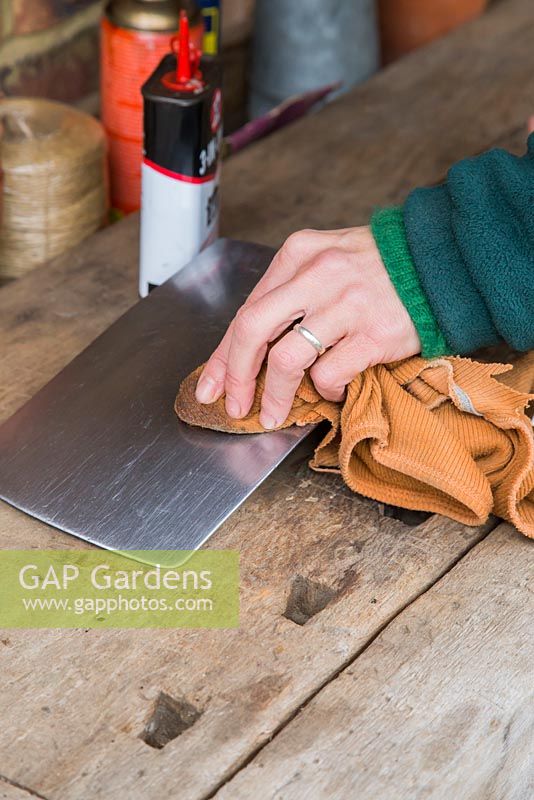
[
  {"left": 0, "top": 0, "right": 495, "bottom": 129},
  {"left": 0, "top": 0, "right": 495, "bottom": 284}
]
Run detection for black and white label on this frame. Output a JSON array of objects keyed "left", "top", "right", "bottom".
[{"left": 139, "top": 160, "right": 220, "bottom": 297}]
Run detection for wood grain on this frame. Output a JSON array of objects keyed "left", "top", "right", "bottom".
[
  {"left": 0, "top": 0, "right": 533, "bottom": 797},
  {"left": 0, "top": 774, "right": 47, "bottom": 800},
  {"left": 0, "top": 213, "right": 140, "bottom": 424},
  {"left": 0, "top": 460, "right": 495, "bottom": 799},
  {"left": 214, "top": 524, "right": 534, "bottom": 800}
]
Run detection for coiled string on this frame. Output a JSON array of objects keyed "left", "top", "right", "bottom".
[{"left": 0, "top": 98, "right": 108, "bottom": 281}]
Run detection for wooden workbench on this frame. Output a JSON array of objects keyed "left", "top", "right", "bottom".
[{"left": 0, "top": 1, "right": 532, "bottom": 797}]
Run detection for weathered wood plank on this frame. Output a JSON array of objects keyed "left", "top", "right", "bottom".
[
  {"left": 214, "top": 524, "right": 534, "bottom": 800},
  {"left": 0, "top": 777, "right": 45, "bottom": 800},
  {"left": 0, "top": 213, "right": 140, "bottom": 424},
  {"left": 0, "top": 0, "right": 532, "bottom": 797},
  {"left": 0, "top": 458, "right": 495, "bottom": 799}
]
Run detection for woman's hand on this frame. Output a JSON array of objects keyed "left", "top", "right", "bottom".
[{"left": 195, "top": 226, "right": 420, "bottom": 429}]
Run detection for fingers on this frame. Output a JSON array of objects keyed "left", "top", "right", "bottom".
[
  {"left": 197, "top": 327, "right": 379, "bottom": 433},
  {"left": 195, "top": 321, "right": 235, "bottom": 403},
  {"left": 195, "top": 284, "right": 300, "bottom": 411},
  {"left": 223, "top": 247, "right": 358, "bottom": 418},
  {"left": 222, "top": 283, "right": 310, "bottom": 419},
  {"left": 195, "top": 229, "right": 328, "bottom": 406},
  {"left": 194, "top": 224, "right": 418, "bottom": 429},
  {"left": 310, "top": 334, "right": 379, "bottom": 402},
  {"left": 259, "top": 317, "right": 342, "bottom": 429}
]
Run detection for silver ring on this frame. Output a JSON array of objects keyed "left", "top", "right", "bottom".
[{"left": 293, "top": 323, "right": 326, "bottom": 356}]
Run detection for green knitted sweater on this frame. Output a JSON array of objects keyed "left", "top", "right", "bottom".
[{"left": 371, "top": 134, "right": 534, "bottom": 358}]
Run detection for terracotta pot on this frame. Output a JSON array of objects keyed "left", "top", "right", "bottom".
[{"left": 378, "top": 0, "right": 487, "bottom": 64}]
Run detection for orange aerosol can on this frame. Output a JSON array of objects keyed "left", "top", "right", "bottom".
[{"left": 100, "top": 0, "right": 203, "bottom": 213}]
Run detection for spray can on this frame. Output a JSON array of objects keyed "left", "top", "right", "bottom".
[
  {"left": 100, "top": 0, "right": 203, "bottom": 214},
  {"left": 139, "top": 11, "right": 222, "bottom": 297}
]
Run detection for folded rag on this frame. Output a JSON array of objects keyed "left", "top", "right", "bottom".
[{"left": 175, "top": 352, "right": 534, "bottom": 538}]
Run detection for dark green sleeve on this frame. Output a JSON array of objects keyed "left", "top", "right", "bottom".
[{"left": 372, "top": 134, "right": 534, "bottom": 357}]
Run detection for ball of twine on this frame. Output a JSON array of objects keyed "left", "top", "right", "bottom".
[{"left": 0, "top": 97, "right": 109, "bottom": 280}]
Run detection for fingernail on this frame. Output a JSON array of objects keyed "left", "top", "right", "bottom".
[
  {"left": 260, "top": 413, "right": 277, "bottom": 430},
  {"left": 195, "top": 375, "right": 218, "bottom": 404},
  {"left": 226, "top": 396, "right": 241, "bottom": 418}
]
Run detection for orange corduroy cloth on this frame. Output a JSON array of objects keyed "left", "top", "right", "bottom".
[{"left": 175, "top": 352, "right": 534, "bottom": 538}]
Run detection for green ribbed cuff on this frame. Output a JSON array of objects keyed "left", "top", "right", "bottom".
[{"left": 371, "top": 206, "right": 451, "bottom": 358}]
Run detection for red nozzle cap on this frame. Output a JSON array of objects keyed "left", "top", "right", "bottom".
[
  {"left": 177, "top": 10, "right": 192, "bottom": 83},
  {"left": 162, "top": 10, "right": 203, "bottom": 92}
]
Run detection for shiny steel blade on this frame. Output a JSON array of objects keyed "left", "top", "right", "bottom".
[{"left": 0, "top": 239, "right": 314, "bottom": 555}]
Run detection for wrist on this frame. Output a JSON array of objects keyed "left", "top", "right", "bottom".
[{"left": 371, "top": 207, "right": 452, "bottom": 359}]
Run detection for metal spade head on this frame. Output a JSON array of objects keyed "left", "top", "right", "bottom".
[{"left": 0, "top": 240, "right": 314, "bottom": 563}]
